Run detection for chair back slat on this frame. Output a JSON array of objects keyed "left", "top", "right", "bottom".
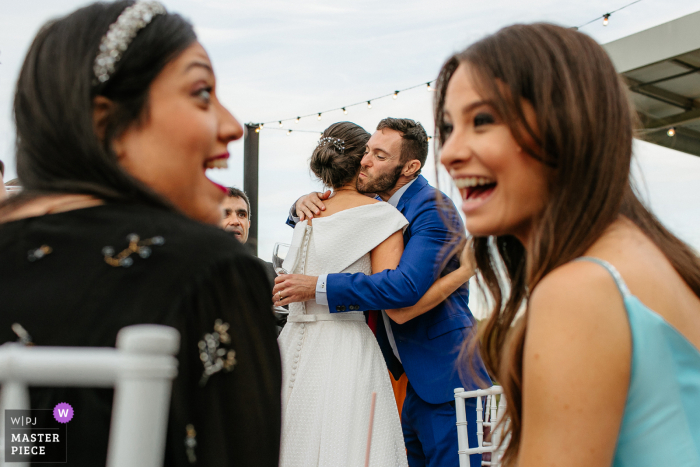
[
  {"left": 0, "top": 325, "right": 179, "bottom": 467},
  {"left": 454, "top": 386, "right": 508, "bottom": 467}
]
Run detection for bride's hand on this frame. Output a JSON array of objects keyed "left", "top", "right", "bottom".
[{"left": 295, "top": 191, "right": 331, "bottom": 221}]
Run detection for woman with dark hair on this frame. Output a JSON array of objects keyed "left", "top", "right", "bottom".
[
  {"left": 0, "top": 1, "right": 280, "bottom": 466},
  {"left": 438, "top": 23, "right": 700, "bottom": 467},
  {"left": 277, "top": 121, "right": 475, "bottom": 466}
]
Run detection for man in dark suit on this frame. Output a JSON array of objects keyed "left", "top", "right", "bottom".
[
  {"left": 222, "top": 187, "right": 285, "bottom": 331},
  {"left": 274, "top": 118, "right": 490, "bottom": 467}
]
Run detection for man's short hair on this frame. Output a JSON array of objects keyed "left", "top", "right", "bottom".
[
  {"left": 226, "top": 187, "right": 250, "bottom": 216},
  {"left": 376, "top": 118, "right": 429, "bottom": 174}
]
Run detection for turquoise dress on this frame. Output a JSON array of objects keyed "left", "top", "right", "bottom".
[{"left": 576, "top": 257, "right": 700, "bottom": 466}]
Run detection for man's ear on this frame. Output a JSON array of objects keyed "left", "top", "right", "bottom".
[
  {"left": 403, "top": 159, "right": 422, "bottom": 178},
  {"left": 93, "top": 96, "right": 113, "bottom": 144}
]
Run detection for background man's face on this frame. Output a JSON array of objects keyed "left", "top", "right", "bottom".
[
  {"left": 220, "top": 196, "right": 250, "bottom": 243},
  {"left": 357, "top": 128, "right": 405, "bottom": 194}
]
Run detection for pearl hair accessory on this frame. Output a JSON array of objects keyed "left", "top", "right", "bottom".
[
  {"left": 318, "top": 136, "right": 346, "bottom": 154},
  {"left": 93, "top": 1, "right": 167, "bottom": 84}
]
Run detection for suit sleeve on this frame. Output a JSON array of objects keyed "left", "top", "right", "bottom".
[
  {"left": 286, "top": 202, "right": 297, "bottom": 228},
  {"left": 326, "top": 195, "right": 464, "bottom": 312}
]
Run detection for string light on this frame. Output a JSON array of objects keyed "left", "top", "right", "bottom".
[
  {"left": 259, "top": 123, "right": 264, "bottom": 129},
  {"left": 287, "top": 129, "right": 292, "bottom": 135},
  {"left": 253, "top": 3, "right": 644, "bottom": 134},
  {"left": 667, "top": 127, "right": 676, "bottom": 137},
  {"left": 574, "top": 0, "right": 642, "bottom": 30},
  {"left": 255, "top": 128, "right": 260, "bottom": 133}
]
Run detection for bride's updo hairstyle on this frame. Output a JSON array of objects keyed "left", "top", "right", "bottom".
[
  {"left": 8, "top": 0, "right": 196, "bottom": 211},
  {"left": 310, "top": 122, "right": 370, "bottom": 190},
  {"left": 434, "top": 23, "right": 700, "bottom": 465}
]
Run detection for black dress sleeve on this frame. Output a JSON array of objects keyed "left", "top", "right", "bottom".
[{"left": 164, "top": 253, "right": 281, "bottom": 467}]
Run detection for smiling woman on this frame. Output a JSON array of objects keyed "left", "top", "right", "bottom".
[
  {"left": 436, "top": 23, "right": 700, "bottom": 467},
  {"left": 0, "top": 1, "right": 280, "bottom": 466}
]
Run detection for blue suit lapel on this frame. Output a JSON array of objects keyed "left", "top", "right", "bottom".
[{"left": 396, "top": 175, "right": 428, "bottom": 213}]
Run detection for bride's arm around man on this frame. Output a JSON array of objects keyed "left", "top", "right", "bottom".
[{"left": 275, "top": 117, "right": 490, "bottom": 467}]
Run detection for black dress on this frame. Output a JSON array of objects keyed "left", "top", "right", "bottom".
[{"left": 0, "top": 202, "right": 281, "bottom": 466}]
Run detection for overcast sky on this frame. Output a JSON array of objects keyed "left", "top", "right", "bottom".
[{"left": 2, "top": 1, "right": 700, "bottom": 316}]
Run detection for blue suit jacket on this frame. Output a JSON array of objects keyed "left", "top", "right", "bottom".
[{"left": 287, "top": 176, "right": 490, "bottom": 404}]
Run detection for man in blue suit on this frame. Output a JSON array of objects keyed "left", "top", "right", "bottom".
[{"left": 274, "top": 118, "right": 490, "bottom": 467}]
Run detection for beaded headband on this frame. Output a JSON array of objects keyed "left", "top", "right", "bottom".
[
  {"left": 93, "top": 1, "right": 167, "bottom": 84},
  {"left": 317, "top": 136, "right": 346, "bottom": 154}
]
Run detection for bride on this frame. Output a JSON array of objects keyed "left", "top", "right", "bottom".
[{"left": 277, "top": 122, "right": 474, "bottom": 467}]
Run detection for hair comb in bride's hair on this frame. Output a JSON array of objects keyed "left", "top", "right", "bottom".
[
  {"left": 93, "top": 1, "right": 167, "bottom": 84},
  {"left": 317, "top": 137, "right": 346, "bottom": 154}
]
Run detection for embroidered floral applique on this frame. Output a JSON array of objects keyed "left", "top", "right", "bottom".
[
  {"left": 103, "top": 233, "right": 164, "bottom": 268},
  {"left": 198, "top": 319, "right": 236, "bottom": 386},
  {"left": 27, "top": 245, "right": 52, "bottom": 262},
  {"left": 184, "top": 424, "right": 197, "bottom": 464}
]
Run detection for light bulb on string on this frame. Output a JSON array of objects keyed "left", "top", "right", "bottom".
[
  {"left": 426, "top": 82, "right": 433, "bottom": 91},
  {"left": 259, "top": 123, "right": 264, "bottom": 130},
  {"left": 603, "top": 13, "right": 610, "bottom": 26},
  {"left": 279, "top": 121, "right": 283, "bottom": 127},
  {"left": 427, "top": 136, "right": 432, "bottom": 141},
  {"left": 393, "top": 91, "right": 399, "bottom": 100},
  {"left": 367, "top": 101, "right": 372, "bottom": 109},
  {"left": 295, "top": 117, "right": 300, "bottom": 124},
  {"left": 342, "top": 107, "right": 348, "bottom": 114},
  {"left": 255, "top": 128, "right": 260, "bottom": 133},
  {"left": 287, "top": 130, "right": 292, "bottom": 135},
  {"left": 318, "top": 113, "right": 322, "bottom": 120},
  {"left": 667, "top": 127, "right": 676, "bottom": 137}
]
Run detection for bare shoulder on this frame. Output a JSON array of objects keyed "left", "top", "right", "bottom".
[
  {"left": 519, "top": 265, "right": 632, "bottom": 466},
  {"left": 526, "top": 259, "right": 632, "bottom": 386},
  {"left": 350, "top": 194, "right": 380, "bottom": 206},
  {"left": 529, "top": 260, "right": 628, "bottom": 335}
]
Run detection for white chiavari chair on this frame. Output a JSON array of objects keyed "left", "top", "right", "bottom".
[
  {"left": 454, "top": 386, "right": 510, "bottom": 467},
  {"left": 0, "top": 324, "right": 179, "bottom": 467}
]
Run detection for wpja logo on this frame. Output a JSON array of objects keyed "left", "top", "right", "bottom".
[{"left": 4, "top": 403, "right": 72, "bottom": 463}]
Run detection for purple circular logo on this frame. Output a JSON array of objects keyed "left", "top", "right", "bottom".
[{"left": 53, "top": 402, "right": 74, "bottom": 423}]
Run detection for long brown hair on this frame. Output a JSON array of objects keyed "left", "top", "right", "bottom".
[{"left": 434, "top": 23, "right": 700, "bottom": 465}]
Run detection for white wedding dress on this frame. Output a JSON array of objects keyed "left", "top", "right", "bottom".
[{"left": 277, "top": 202, "right": 409, "bottom": 467}]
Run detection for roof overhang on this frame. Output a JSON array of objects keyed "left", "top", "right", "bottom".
[{"left": 604, "top": 11, "right": 700, "bottom": 157}]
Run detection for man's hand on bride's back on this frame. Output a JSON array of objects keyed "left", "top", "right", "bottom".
[
  {"left": 295, "top": 190, "right": 331, "bottom": 221},
  {"left": 273, "top": 274, "right": 318, "bottom": 307}
]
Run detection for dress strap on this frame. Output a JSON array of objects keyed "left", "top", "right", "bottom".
[{"left": 574, "top": 257, "right": 631, "bottom": 298}]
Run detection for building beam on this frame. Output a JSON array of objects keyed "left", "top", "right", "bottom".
[
  {"left": 243, "top": 124, "right": 260, "bottom": 256},
  {"left": 638, "top": 107, "right": 700, "bottom": 130},
  {"left": 638, "top": 126, "right": 700, "bottom": 158},
  {"left": 623, "top": 76, "right": 698, "bottom": 110}
]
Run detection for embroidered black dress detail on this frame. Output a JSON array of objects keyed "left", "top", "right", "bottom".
[
  {"left": 0, "top": 202, "right": 281, "bottom": 467},
  {"left": 198, "top": 320, "right": 237, "bottom": 386},
  {"left": 103, "top": 233, "right": 164, "bottom": 267}
]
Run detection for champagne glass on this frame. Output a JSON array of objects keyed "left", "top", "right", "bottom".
[{"left": 272, "top": 242, "right": 291, "bottom": 275}]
